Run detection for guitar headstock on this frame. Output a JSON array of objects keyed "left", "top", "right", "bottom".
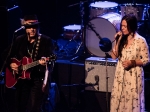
[{"left": 47, "top": 54, "right": 57, "bottom": 61}]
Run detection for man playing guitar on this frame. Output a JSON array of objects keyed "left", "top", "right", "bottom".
[{"left": 6, "top": 14, "right": 55, "bottom": 112}]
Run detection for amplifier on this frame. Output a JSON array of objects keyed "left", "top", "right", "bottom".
[{"left": 85, "top": 57, "right": 117, "bottom": 92}]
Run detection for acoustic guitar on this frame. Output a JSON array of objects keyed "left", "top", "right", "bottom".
[{"left": 5, "top": 54, "right": 56, "bottom": 88}]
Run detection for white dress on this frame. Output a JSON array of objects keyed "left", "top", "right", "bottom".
[{"left": 110, "top": 33, "right": 150, "bottom": 112}]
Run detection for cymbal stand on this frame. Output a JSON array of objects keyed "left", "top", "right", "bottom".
[
  {"left": 70, "top": 1, "right": 87, "bottom": 61},
  {"left": 73, "top": 1, "right": 84, "bottom": 55},
  {"left": 59, "top": 31, "right": 80, "bottom": 57},
  {"left": 71, "top": 0, "right": 103, "bottom": 61}
]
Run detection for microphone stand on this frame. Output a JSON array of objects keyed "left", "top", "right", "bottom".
[
  {"left": 105, "top": 53, "right": 109, "bottom": 112},
  {"left": 0, "top": 32, "right": 17, "bottom": 78},
  {"left": 0, "top": 31, "right": 18, "bottom": 112},
  {"left": 59, "top": 30, "right": 80, "bottom": 57},
  {"left": 87, "top": 22, "right": 112, "bottom": 112}
]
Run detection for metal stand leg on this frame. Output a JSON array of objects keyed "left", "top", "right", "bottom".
[
  {"left": 75, "top": 41, "right": 83, "bottom": 55},
  {"left": 70, "top": 1, "right": 90, "bottom": 62},
  {"left": 59, "top": 30, "right": 80, "bottom": 57}
]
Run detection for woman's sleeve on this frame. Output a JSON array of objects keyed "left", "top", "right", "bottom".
[{"left": 139, "top": 38, "right": 150, "bottom": 66}]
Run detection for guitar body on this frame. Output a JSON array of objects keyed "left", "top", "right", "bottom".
[
  {"left": 6, "top": 57, "right": 33, "bottom": 88},
  {"left": 5, "top": 54, "right": 56, "bottom": 88},
  {"left": 21, "top": 57, "right": 33, "bottom": 79}
]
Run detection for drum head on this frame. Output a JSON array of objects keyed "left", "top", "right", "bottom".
[
  {"left": 63, "top": 24, "right": 81, "bottom": 31},
  {"left": 90, "top": 1, "right": 118, "bottom": 8},
  {"left": 86, "top": 17, "right": 117, "bottom": 57}
]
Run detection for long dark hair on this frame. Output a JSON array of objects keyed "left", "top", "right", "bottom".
[{"left": 118, "top": 14, "right": 137, "bottom": 58}]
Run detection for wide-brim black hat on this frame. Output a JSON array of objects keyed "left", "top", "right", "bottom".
[{"left": 21, "top": 14, "right": 40, "bottom": 26}]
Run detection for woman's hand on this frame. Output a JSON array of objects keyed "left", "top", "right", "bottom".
[
  {"left": 115, "top": 31, "right": 123, "bottom": 43},
  {"left": 122, "top": 60, "right": 132, "bottom": 70}
]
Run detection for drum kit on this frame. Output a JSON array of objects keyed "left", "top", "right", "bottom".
[{"left": 61, "top": 0, "right": 150, "bottom": 58}]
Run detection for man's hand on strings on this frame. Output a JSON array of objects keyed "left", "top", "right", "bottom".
[
  {"left": 39, "top": 57, "right": 47, "bottom": 66},
  {"left": 10, "top": 63, "right": 19, "bottom": 74}
]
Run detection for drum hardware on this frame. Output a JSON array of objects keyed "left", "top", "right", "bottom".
[
  {"left": 70, "top": 1, "right": 88, "bottom": 62},
  {"left": 63, "top": 24, "right": 81, "bottom": 40},
  {"left": 146, "top": 5, "right": 150, "bottom": 20},
  {"left": 59, "top": 30, "right": 81, "bottom": 57},
  {"left": 89, "top": 1, "right": 119, "bottom": 19},
  {"left": 87, "top": 22, "right": 112, "bottom": 52},
  {"left": 137, "top": 20, "right": 150, "bottom": 45},
  {"left": 67, "top": 0, "right": 91, "bottom": 8},
  {"left": 59, "top": 1, "right": 91, "bottom": 60},
  {"left": 120, "top": 3, "right": 147, "bottom": 21},
  {"left": 70, "top": 0, "right": 102, "bottom": 62},
  {"left": 86, "top": 12, "right": 121, "bottom": 57}
]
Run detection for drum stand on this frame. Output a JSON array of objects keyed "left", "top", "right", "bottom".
[
  {"left": 59, "top": 31, "right": 80, "bottom": 57},
  {"left": 70, "top": 1, "right": 90, "bottom": 62}
]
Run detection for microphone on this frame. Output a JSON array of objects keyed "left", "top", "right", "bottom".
[
  {"left": 115, "top": 34, "right": 120, "bottom": 44},
  {"left": 14, "top": 26, "right": 25, "bottom": 33},
  {"left": 116, "top": 34, "right": 120, "bottom": 40}
]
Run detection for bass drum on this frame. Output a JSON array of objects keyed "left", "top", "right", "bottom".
[
  {"left": 90, "top": 1, "right": 118, "bottom": 19},
  {"left": 85, "top": 12, "right": 122, "bottom": 57}
]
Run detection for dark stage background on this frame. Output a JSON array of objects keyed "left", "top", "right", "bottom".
[
  {"left": 6, "top": 0, "right": 150, "bottom": 39},
  {"left": 0, "top": 0, "right": 148, "bottom": 61},
  {"left": 0, "top": 0, "right": 150, "bottom": 112},
  {"left": 15, "top": 0, "right": 150, "bottom": 39}
]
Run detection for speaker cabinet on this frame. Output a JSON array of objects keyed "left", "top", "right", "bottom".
[{"left": 85, "top": 57, "right": 117, "bottom": 92}]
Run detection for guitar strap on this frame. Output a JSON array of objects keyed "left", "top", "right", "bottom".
[{"left": 33, "top": 34, "right": 41, "bottom": 61}]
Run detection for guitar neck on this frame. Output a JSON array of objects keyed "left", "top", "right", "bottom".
[{"left": 23, "top": 60, "right": 40, "bottom": 70}]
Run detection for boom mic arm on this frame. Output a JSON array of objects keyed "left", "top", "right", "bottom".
[
  {"left": 87, "top": 23, "right": 112, "bottom": 52},
  {"left": 87, "top": 23, "right": 102, "bottom": 40}
]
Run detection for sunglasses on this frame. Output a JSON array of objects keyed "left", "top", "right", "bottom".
[{"left": 25, "top": 25, "right": 39, "bottom": 29}]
